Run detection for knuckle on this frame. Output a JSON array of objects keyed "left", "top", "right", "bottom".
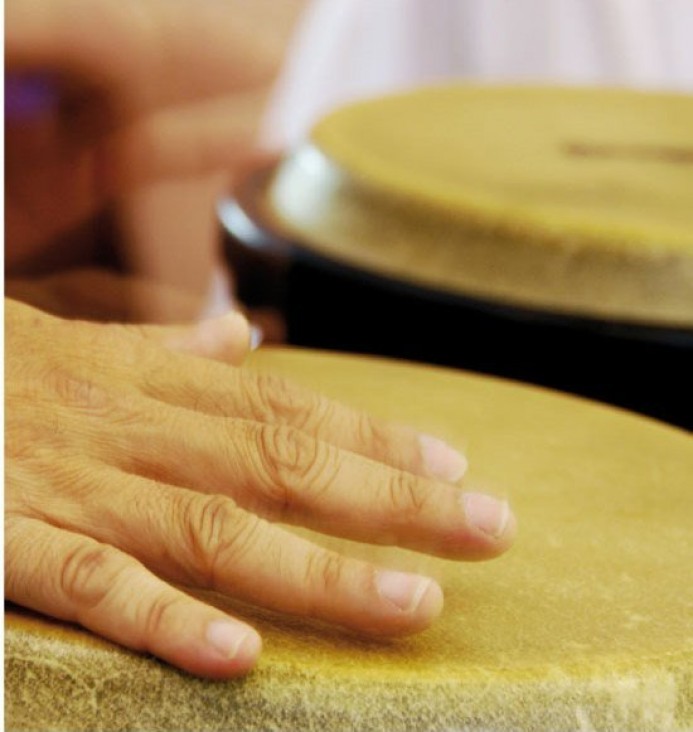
[
  {"left": 258, "top": 425, "right": 321, "bottom": 483},
  {"left": 181, "top": 494, "right": 260, "bottom": 586},
  {"left": 355, "top": 413, "right": 392, "bottom": 459},
  {"left": 59, "top": 542, "right": 122, "bottom": 611},
  {"left": 387, "top": 471, "right": 430, "bottom": 520},
  {"left": 138, "top": 593, "right": 188, "bottom": 644},
  {"left": 303, "top": 550, "right": 347, "bottom": 598},
  {"left": 256, "top": 425, "right": 338, "bottom": 515},
  {"left": 250, "top": 373, "right": 322, "bottom": 430},
  {"left": 46, "top": 368, "right": 112, "bottom": 414}
]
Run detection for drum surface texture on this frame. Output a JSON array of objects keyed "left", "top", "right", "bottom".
[
  {"left": 5, "top": 348, "right": 693, "bottom": 731},
  {"left": 267, "top": 85, "right": 693, "bottom": 328}
]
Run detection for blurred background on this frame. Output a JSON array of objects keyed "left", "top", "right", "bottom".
[
  {"left": 262, "top": 0, "right": 693, "bottom": 149},
  {"left": 7, "top": 0, "right": 693, "bottom": 425},
  {"left": 219, "top": 0, "right": 693, "bottom": 428}
]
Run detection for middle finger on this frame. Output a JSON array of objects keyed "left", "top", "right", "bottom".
[
  {"left": 137, "top": 350, "right": 469, "bottom": 484},
  {"left": 62, "top": 469, "right": 446, "bottom": 637},
  {"left": 103, "top": 401, "right": 515, "bottom": 561}
]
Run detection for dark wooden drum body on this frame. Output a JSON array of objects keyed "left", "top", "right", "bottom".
[
  {"left": 6, "top": 348, "right": 693, "bottom": 731},
  {"left": 222, "top": 85, "right": 693, "bottom": 428}
]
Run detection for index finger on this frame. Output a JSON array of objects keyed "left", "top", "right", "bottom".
[{"left": 137, "top": 353, "right": 469, "bottom": 484}]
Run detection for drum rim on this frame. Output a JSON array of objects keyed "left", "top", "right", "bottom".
[{"left": 219, "top": 166, "right": 693, "bottom": 348}]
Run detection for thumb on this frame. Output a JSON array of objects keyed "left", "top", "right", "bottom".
[{"left": 133, "top": 311, "right": 257, "bottom": 365}]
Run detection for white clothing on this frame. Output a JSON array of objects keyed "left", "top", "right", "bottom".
[{"left": 262, "top": 0, "right": 693, "bottom": 147}]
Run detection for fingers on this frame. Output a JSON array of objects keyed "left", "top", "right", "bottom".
[
  {"left": 138, "top": 354, "right": 469, "bottom": 483},
  {"left": 6, "top": 0, "right": 276, "bottom": 110},
  {"left": 4, "top": 516, "right": 262, "bottom": 679},
  {"left": 8, "top": 304, "right": 512, "bottom": 562},
  {"left": 102, "top": 410, "right": 514, "bottom": 560},
  {"left": 6, "top": 271, "right": 254, "bottom": 364},
  {"left": 108, "top": 96, "right": 274, "bottom": 187},
  {"left": 57, "top": 478, "right": 445, "bottom": 637},
  {"left": 7, "top": 268, "right": 212, "bottom": 323},
  {"left": 116, "top": 174, "right": 225, "bottom": 327},
  {"left": 7, "top": 90, "right": 272, "bottom": 244},
  {"left": 131, "top": 312, "right": 253, "bottom": 365}
]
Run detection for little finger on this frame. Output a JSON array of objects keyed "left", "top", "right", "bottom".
[
  {"left": 69, "top": 479, "right": 445, "bottom": 637},
  {"left": 4, "top": 516, "right": 261, "bottom": 678}
]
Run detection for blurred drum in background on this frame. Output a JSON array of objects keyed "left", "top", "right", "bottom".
[
  {"left": 221, "top": 85, "right": 693, "bottom": 428},
  {"left": 6, "top": 348, "right": 693, "bottom": 731}
]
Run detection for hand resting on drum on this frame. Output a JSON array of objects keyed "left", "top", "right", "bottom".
[
  {"left": 5, "top": 0, "right": 515, "bottom": 679},
  {"left": 5, "top": 298, "right": 517, "bottom": 679}
]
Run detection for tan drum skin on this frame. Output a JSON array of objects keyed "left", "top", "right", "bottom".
[
  {"left": 267, "top": 85, "right": 693, "bottom": 328},
  {"left": 5, "top": 348, "right": 693, "bottom": 731}
]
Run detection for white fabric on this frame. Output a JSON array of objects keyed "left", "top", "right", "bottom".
[{"left": 262, "top": 0, "right": 693, "bottom": 148}]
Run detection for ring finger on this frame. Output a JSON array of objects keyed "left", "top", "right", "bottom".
[{"left": 47, "top": 471, "right": 446, "bottom": 638}]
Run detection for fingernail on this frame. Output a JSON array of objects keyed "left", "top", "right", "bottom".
[
  {"left": 5, "top": 73, "right": 60, "bottom": 121},
  {"left": 462, "top": 492, "right": 512, "bottom": 538},
  {"left": 419, "top": 434, "right": 468, "bottom": 483},
  {"left": 376, "top": 571, "right": 432, "bottom": 613},
  {"left": 206, "top": 620, "right": 261, "bottom": 661}
]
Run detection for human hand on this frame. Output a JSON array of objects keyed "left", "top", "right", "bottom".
[
  {"left": 5, "top": 298, "right": 516, "bottom": 678},
  {"left": 5, "top": 0, "right": 281, "bottom": 279},
  {"left": 5, "top": 266, "right": 275, "bottom": 352},
  {"left": 5, "top": 267, "right": 225, "bottom": 324}
]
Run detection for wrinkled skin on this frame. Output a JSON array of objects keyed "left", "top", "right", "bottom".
[
  {"left": 4, "top": 0, "right": 516, "bottom": 678},
  {"left": 6, "top": 299, "right": 516, "bottom": 677}
]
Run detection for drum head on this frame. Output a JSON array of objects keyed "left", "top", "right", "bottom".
[
  {"left": 222, "top": 86, "right": 693, "bottom": 432},
  {"left": 6, "top": 348, "right": 693, "bottom": 730},
  {"left": 266, "top": 85, "right": 693, "bottom": 330}
]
